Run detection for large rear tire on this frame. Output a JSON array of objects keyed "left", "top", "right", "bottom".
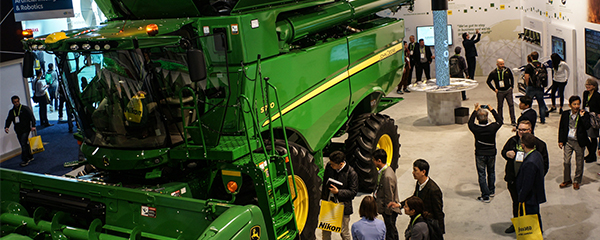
[
  {"left": 345, "top": 113, "right": 400, "bottom": 192},
  {"left": 268, "top": 140, "right": 321, "bottom": 240}
]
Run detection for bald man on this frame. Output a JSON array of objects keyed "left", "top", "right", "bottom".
[{"left": 486, "top": 59, "right": 516, "bottom": 126}]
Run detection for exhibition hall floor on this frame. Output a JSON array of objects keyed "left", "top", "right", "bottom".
[{"left": 324, "top": 76, "right": 600, "bottom": 240}]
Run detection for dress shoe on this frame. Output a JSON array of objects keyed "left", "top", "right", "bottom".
[
  {"left": 505, "top": 225, "right": 515, "bottom": 233},
  {"left": 585, "top": 155, "right": 597, "bottom": 163},
  {"left": 559, "top": 181, "right": 572, "bottom": 188},
  {"left": 573, "top": 182, "right": 580, "bottom": 190},
  {"left": 548, "top": 107, "right": 556, "bottom": 113},
  {"left": 19, "top": 158, "right": 33, "bottom": 167},
  {"left": 43, "top": 123, "right": 54, "bottom": 127}
]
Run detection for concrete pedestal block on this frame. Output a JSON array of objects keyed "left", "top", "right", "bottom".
[{"left": 426, "top": 92, "right": 463, "bottom": 125}]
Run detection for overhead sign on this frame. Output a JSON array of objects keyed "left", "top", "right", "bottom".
[{"left": 12, "top": 0, "right": 74, "bottom": 22}]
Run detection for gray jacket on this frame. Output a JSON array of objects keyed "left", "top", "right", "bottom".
[{"left": 375, "top": 166, "right": 399, "bottom": 215}]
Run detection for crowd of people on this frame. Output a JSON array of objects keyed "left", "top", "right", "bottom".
[{"left": 321, "top": 150, "right": 444, "bottom": 240}]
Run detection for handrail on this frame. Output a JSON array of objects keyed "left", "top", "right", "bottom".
[
  {"left": 264, "top": 81, "right": 298, "bottom": 203},
  {"left": 178, "top": 86, "right": 208, "bottom": 158}
]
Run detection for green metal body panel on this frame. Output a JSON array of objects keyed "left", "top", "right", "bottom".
[
  {"left": 11, "top": 0, "right": 414, "bottom": 239},
  {"left": 81, "top": 144, "right": 170, "bottom": 170}
]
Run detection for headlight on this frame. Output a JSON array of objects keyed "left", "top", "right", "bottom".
[
  {"left": 38, "top": 45, "right": 45, "bottom": 50},
  {"left": 82, "top": 43, "right": 91, "bottom": 50},
  {"left": 31, "top": 44, "right": 38, "bottom": 50},
  {"left": 94, "top": 45, "right": 101, "bottom": 50},
  {"left": 104, "top": 44, "right": 110, "bottom": 50},
  {"left": 70, "top": 44, "right": 79, "bottom": 50}
]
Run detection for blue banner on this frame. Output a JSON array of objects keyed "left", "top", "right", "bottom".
[
  {"left": 433, "top": 10, "right": 449, "bottom": 86},
  {"left": 12, "top": 0, "right": 74, "bottom": 22}
]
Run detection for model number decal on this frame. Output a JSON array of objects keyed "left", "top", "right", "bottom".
[{"left": 260, "top": 102, "right": 275, "bottom": 113}]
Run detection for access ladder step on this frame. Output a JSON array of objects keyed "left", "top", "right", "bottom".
[
  {"left": 272, "top": 212, "right": 294, "bottom": 229},
  {"left": 275, "top": 193, "right": 290, "bottom": 208},
  {"left": 271, "top": 175, "right": 287, "bottom": 188}
]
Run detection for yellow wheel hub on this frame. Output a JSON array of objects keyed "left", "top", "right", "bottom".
[
  {"left": 289, "top": 175, "right": 308, "bottom": 233},
  {"left": 377, "top": 134, "right": 394, "bottom": 166}
]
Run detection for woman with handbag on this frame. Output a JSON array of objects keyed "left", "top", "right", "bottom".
[
  {"left": 582, "top": 78, "right": 600, "bottom": 163},
  {"left": 402, "top": 196, "right": 430, "bottom": 240},
  {"left": 33, "top": 70, "right": 52, "bottom": 127}
]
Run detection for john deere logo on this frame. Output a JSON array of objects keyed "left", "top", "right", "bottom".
[{"left": 250, "top": 225, "right": 260, "bottom": 240}]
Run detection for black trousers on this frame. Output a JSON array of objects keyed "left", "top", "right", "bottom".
[
  {"left": 406, "top": 62, "right": 414, "bottom": 85},
  {"left": 58, "top": 97, "right": 74, "bottom": 130},
  {"left": 382, "top": 212, "right": 398, "bottom": 240},
  {"left": 551, "top": 81, "right": 567, "bottom": 108},
  {"left": 415, "top": 62, "right": 431, "bottom": 83},
  {"left": 38, "top": 98, "right": 49, "bottom": 125},
  {"left": 467, "top": 56, "right": 476, "bottom": 80},
  {"left": 17, "top": 131, "right": 33, "bottom": 162},
  {"left": 507, "top": 181, "right": 519, "bottom": 218}
]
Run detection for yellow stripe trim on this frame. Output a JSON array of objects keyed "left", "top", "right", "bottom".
[
  {"left": 221, "top": 170, "right": 241, "bottom": 177},
  {"left": 262, "top": 41, "right": 403, "bottom": 127}
]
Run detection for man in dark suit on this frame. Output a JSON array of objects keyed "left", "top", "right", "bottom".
[
  {"left": 4, "top": 96, "right": 36, "bottom": 167},
  {"left": 517, "top": 96, "right": 537, "bottom": 134},
  {"left": 391, "top": 159, "right": 445, "bottom": 234},
  {"left": 372, "top": 149, "right": 399, "bottom": 240},
  {"left": 412, "top": 39, "right": 433, "bottom": 83},
  {"left": 516, "top": 133, "right": 547, "bottom": 232},
  {"left": 501, "top": 120, "right": 548, "bottom": 233},
  {"left": 462, "top": 29, "right": 481, "bottom": 80},
  {"left": 406, "top": 35, "right": 417, "bottom": 87},
  {"left": 321, "top": 151, "right": 358, "bottom": 240},
  {"left": 558, "top": 95, "right": 590, "bottom": 190}
]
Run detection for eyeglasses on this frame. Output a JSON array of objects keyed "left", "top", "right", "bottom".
[{"left": 517, "top": 128, "right": 531, "bottom": 132}]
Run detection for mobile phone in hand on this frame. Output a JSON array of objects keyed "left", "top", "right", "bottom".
[{"left": 480, "top": 105, "right": 488, "bottom": 109}]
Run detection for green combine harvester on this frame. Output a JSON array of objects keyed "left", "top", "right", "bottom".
[{"left": 2, "top": 0, "right": 412, "bottom": 239}]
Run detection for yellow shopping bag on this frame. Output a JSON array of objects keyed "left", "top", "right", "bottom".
[
  {"left": 29, "top": 132, "right": 44, "bottom": 154},
  {"left": 511, "top": 203, "right": 543, "bottom": 240},
  {"left": 317, "top": 200, "right": 344, "bottom": 233}
]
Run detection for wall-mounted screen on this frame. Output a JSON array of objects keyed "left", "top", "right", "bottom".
[
  {"left": 416, "top": 25, "right": 453, "bottom": 46},
  {"left": 552, "top": 36, "right": 566, "bottom": 61},
  {"left": 585, "top": 28, "right": 600, "bottom": 79}
]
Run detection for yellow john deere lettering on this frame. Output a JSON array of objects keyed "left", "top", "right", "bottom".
[{"left": 262, "top": 41, "right": 403, "bottom": 127}]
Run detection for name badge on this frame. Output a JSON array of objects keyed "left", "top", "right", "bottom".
[
  {"left": 14, "top": 116, "right": 20, "bottom": 124},
  {"left": 515, "top": 151, "right": 524, "bottom": 162},
  {"left": 421, "top": 53, "right": 425, "bottom": 59},
  {"left": 568, "top": 128, "right": 576, "bottom": 139},
  {"left": 410, "top": 50, "right": 414, "bottom": 56},
  {"left": 585, "top": 107, "right": 589, "bottom": 112},
  {"left": 499, "top": 81, "right": 505, "bottom": 88}
]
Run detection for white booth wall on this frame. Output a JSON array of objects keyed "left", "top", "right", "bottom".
[
  {"left": 522, "top": 0, "right": 600, "bottom": 99},
  {"left": 381, "top": 0, "right": 523, "bottom": 78}
]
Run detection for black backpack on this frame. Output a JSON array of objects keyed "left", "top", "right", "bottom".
[
  {"left": 425, "top": 218, "right": 444, "bottom": 240},
  {"left": 449, "top": 56, "right": 461, "bottom": 77},
  {"left": 531, "top": 62, "right": 548, "bottom": 87}
]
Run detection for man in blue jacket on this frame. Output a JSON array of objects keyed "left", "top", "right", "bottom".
[{"left": 516, "top": 133, "right": 547, "bottom": 232}]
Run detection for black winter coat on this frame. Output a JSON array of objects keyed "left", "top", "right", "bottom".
[
  {"left": 501, "top": 134, "right": 549, "bottom": 183},
  {"left": 321, "top": 163, "right": 358, "bottom": 215}
]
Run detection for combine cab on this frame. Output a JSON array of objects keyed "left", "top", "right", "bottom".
[{"left": 2, "top": 0, "right": 412, "bottom": 239}]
